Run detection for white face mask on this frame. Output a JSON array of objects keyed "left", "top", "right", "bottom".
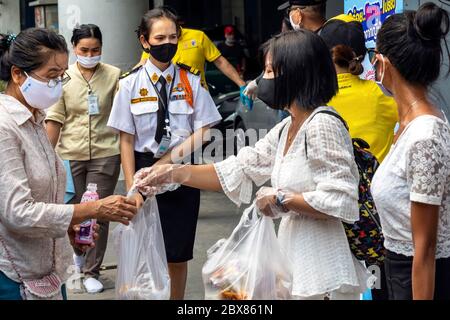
[
  {"left": 374, "top": 55, "right": 394, "bottom": 97},
  {"left": 289, "top": 11, "right": 302, "bottom": 31},
  {"left": 20, "top": 72, "right": 63, "bottom": 110},
  {"left": 225, "top": 35, "right": 236, "bottom": 46},
  {"left": 77, "top": 55, "right": 101, "bottom": 69}
]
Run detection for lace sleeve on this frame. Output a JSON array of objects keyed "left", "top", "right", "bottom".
[
  {"left": 213, "top": 120, "right": 287, "bottom": 206},
  {"left": 302, "top": 114, "right": 360, "bottom": 223},
  {"left": 407, "top": 138, "right": 447, "bottom": 205}
]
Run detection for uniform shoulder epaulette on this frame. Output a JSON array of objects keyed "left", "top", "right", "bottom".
[
  {"left": 119, "top": 65, "right": 142, "bottom": 80},
  {"left": 176, "top": 63, "right": 201, "bottom": 77}
]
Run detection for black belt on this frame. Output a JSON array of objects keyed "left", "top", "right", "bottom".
[
  {"left": 134, "top": 150, "right": 199, "bottom": 167},
  {"left": 134, "top": 151, "right": 158, "bottom": 166},
  {"left": 385, "top": 249, "right": 413, "bottom": 261}
]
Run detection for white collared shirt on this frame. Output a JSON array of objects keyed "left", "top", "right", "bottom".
[{"left": 107, "top": 60, "right": 222, "bottom": 154}]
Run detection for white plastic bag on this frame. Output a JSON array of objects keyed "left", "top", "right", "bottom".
[
  {"left": 202, "top": 203, "right": 293, "bottom": 300},
  {"left": 113, "top": 197, "right": 170, "bottom": 300}
]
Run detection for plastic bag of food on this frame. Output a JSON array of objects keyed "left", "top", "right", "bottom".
[
  {"left": 202, "top": 203, "right": 293, "bottom": 300},
  {"left": 113, "top": 197, "right": 170, "bottom": 300}
]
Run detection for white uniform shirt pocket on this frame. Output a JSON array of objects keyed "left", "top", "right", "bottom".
[
  {"left": 130, "top": 101, "right": 159, "bottom": 115},
  {"left": 168, "top": 100, "right": 194, "bottom": 136},
  {"left": 168, "top": 100, "right": 194, "bottom": 115},
  {"left": 130, "top": 101, "right": 159, "bottom": 152}
]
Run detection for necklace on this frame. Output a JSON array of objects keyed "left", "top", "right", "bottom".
[
  {"left": 401, "top": 97, "right": 427, "bottom": 123},
  {"left": 287, "top": 118, "right": 302, "bottom": 143},
  {"left": 394, "top": 97, "right": 427, "bottom": 141}
]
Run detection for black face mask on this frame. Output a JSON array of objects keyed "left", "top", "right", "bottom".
[
  {"left": 257, "top": 78, "right": 278, "bottom": 109},
  {"left": 144, "top": 42, "right": 178, "bottom": 63}
]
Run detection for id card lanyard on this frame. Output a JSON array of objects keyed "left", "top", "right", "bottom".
[
  {"left": 80, "top": 66, "right": 100, "bottom": 116},
  {"left": 145, "top": 67, "right": 177, "bottom": 158}
]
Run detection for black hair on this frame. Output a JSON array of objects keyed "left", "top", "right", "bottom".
[
  {"left": 0, "top": 28, "right": 68, "bottom": 82},
  {"left": 136, "top": 7, "right": 181, "bottom": 41},
  {"left": 303, "top": 3, "right": 327, "bottom": 21},
  {"left": 377, "top": 2, "right": 450, "bottom": 87},
  {"left": 71, "top": 24, "right": 103, "bottom": 46},
  {"left": 282, "top": 16, "right": 294, "bottom": 32},
  {"left": 263, "top": 30, "right": 338, "bottom": 110}
]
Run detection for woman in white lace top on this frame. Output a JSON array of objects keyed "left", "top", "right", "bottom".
[
  {"left": 370, "top": 3, "right": 450, "bottom": 300},
  {"left": 133, "top": 30, "right": 370, "bottom": 299}
]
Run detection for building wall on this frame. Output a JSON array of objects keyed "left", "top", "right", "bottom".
[
  {"left": 409, "top": 0, "right": 450, "bottom": 118},
  {"left": 58, "top": 0, "right": 149, "bottom": 71},
  {"left": 0, "top": 0, "right": 21, "bottom": 34},
  {"left": 327, "top": 0, "right": 344, "bottom": 19},
  {"left": 221, "top": 0, "right": 246, "bottom": 35}
]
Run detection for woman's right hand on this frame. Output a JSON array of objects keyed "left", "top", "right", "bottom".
[{"left": 94, "top": 195, "right": 137, "bottom": 225}]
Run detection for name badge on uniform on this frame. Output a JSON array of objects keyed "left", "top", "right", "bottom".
[
  {"left": 155, "top": 135, "right": 172, "bottom": 159},
  {"left": 88, "top": 94, "right": 100, "bottom": 115}
]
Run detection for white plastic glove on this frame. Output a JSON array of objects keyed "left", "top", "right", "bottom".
[
  {"left": 255, "top": 187, "right": 293, "bottom": 219},
  {"left": 133, "top": 164, "right": 190, "bottom": 197},
  {"left": 243, "top": 79, "right": 258, "bottom": 100}
]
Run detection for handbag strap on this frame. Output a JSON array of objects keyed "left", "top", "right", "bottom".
[
  {"left": 0, "top": 235, "right": 56, "bottom": 282},
  {"left": 304, "top": 109, "right": 349, "bottom": 158},
  {"left": 0, "top": 234, "right": 25, "bottom": 282}
]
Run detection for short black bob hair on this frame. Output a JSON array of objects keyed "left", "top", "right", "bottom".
[
  {"left": 262, "top": 30, "right": 338, "bottom": 110},
  {"left": 71, "top": 24, "right": 103, "bottom": 46}
]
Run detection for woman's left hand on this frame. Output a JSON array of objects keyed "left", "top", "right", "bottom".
[
  {"left": 68, "top": 223, "right": 100, "bottom": 252},
  {"left": 255, "top": 187, "right": 290, "bottom": 219}
]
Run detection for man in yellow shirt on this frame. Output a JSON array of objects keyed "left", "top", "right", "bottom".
[{"left": 140, "top": 27, "right": 245, "bottom": 91}]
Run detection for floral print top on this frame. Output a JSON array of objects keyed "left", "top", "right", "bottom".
[{"left": 372, "top": 115, "right": 450, "bottom": 258}]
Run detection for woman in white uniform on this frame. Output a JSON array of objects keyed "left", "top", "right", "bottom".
[
  {"left": 107, "top": 7, "right": 221, "bottom": 300},
  {"left": 133, "top": 30, "right": 370, "bottom": 299}
]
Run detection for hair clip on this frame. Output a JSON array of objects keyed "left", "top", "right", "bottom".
[{"left": 6, "top": 34, "right": 17, "bottom": 46}]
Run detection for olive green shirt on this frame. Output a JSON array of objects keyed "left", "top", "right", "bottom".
[{"left": 46, "top": 63, "right": 121, "bottom": 161}]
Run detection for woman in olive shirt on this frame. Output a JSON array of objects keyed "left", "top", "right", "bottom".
[{"left": 46, "top": 24, "right": 121, "bottom": 294}]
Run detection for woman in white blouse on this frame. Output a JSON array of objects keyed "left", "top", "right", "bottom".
[
  {"left": 0, "top": 29, "right": 137, "bottom": 300},
  {"left": 133, "top": 30, "right": 370, "bottom": 300},
  {"left": 369, "top": 3, "right": 450, "bottom": 300}
]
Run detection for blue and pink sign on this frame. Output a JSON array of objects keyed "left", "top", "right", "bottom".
[{"left": 344, "top": 0, "right": 404, "bottom": 48}]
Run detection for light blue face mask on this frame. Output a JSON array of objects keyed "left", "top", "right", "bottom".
[{"left": 375, "top": 54, "right": 394, "bottom": 97}]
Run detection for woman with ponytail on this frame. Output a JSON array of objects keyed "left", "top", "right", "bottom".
[{"left": 321, "top": 19, "right": 399, "bottom": 163}]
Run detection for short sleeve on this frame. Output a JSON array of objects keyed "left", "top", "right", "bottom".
[
  {"left": 191, "top": 76, "right": 222, "bottom": 131},
  {"left": 302, "top": 114, "right": 360, "bottom": 223},
  {"left": 45, "top": 95, "right": 66, "bottom": 125},
  {"left": 107, "top": 79, "right": 135, "bottom": 135},
  {"left": 406, "top": 138, "right": 447, "bottom": 205},
  {"left": 202, "top": 33, "right": 222, "bottom": 62},
  {"left": 214, "top": 120, "right": 288, "bottom": 206}
]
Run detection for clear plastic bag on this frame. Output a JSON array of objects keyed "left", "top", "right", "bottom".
[
  {"left": 202, "top": 203, "right": 293, "bottom": 300},
  {"left": 113, "top": 197, "right": 170, "bottom": 300}
]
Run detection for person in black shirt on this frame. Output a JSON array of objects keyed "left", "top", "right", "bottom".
[{"left": 217, "top": 26, "right": 246, "bottom": 79}]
